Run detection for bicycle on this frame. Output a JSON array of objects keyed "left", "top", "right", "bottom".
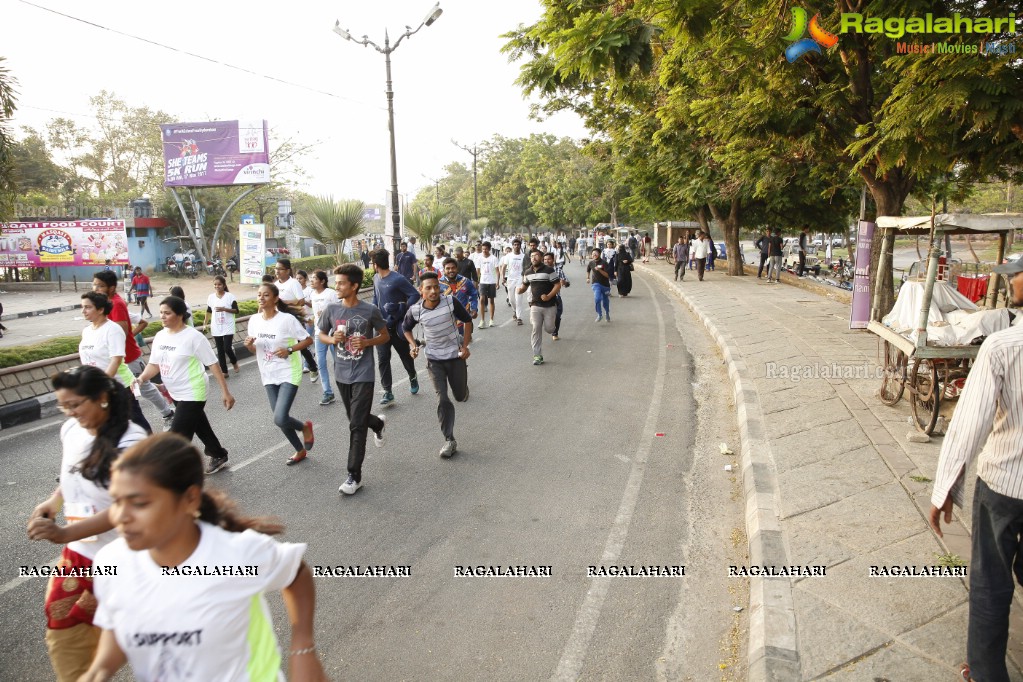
[{"left": 665, "top": 248, "right": 675, "bottom": 266}]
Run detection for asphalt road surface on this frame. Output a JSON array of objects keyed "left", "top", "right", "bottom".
[{"left": 0, "top": 267, "right": 747, "bottom": 681}]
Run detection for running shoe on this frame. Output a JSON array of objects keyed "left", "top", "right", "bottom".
[
  {"left": 517, "top": 318, "right": 523, "bottom": 326},
  {"left": 303, "top": 367, "right": 310, "bottom": 374},
  {"left": 232, "top": 363, "right": 240, "bottom": 374},
  {"left": 319, "top": 394, "right": 336, "bottom": 406},
  {"left": 440, "top": 439, "right": 457, "bottom": 458},
  {"left": 303, "top": 421, "right": 315, "bottom": 451},
  {"left": 339, "top": 475, "right": 363, "bottom": 495},
  {"left": 162, "top": 410, "right": 175, "bottom": 428},
  {"left": 410, "top": 375, "right": 419, "bottom": 394},
  {"left": 380, "top": 391, "right": 395, "bottom": 406},
  {"left": 595, "top": 315, "right": 603, "bottom": 322},
  {"left": 533, "top": 355, "right": 542, "bottom": 366},
  {"left": 538, "top": 355, "right": 544, "bottom": 365},
  {"left": 606, "top": 316, "right": 611, "bottom": 323},
  {"left": 373, "top": 415, "right": 386, "bottom": 447},
  {"left": 286, "top": 450, "right": 307, "bottom": 466},
  {"left": 479, "top": 320, "right": 487, "bottom": 329},
  {"left": 205, "top": 456, "right": 229, "bottom": 475},
  {"left": 310, "top": 374, "right": 318, "bottom": 383},
  {"left": 552, "top": 334, "right": 559, "bottom": 341}
]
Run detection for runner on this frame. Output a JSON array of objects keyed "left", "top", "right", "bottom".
[
  {"left": 587, "top": 248, "right": 612, "bottom": 322},
  {"left": 395, "top": 240, "right": 418, "bottom": 283},
  {"left": 403, "top": 272, "right": 472, "bottom": 458},
  {"left": 309, "top": 270, "right": 340, "bottom": 405},
  {"left": 201, "top": 275, "right": 240, "bottom": 377},
  {"left": 81, "top": 432, "right": 327, "bottom": 682},
  {"left": 476, "top": 241, "right": 500, "bottom": 328},
  {"left": 27, "top": 366, "right": 146, "bottom": 682},
  {"left": 168, "top": 286, "right": 194, "bottom": 327},
  {"left": 499, "top": 238, "right": 527, "bottom": 324},
  {"left": 245, "top": 283, "right": 315, "bottom": 466},
  {"left": 91, "top": 271, "right": 148, "bottom": 424},
  {"left": 295, "top": 270, "right": 319, "bottom": 383},
  {"left": 318, "top": 264, "right": 389, "bottom": 494},
  {"left": 454, "top": 246, "right": 478, "bottom": 283},
  {"left": 518, "top": 250, "right": 561, "bottom": 365},
  {"left": 78, "top": 291, "right": 151, "bottom": 434},
  {"left": 274, "top": 258, "right": 318, "bottom": 379},
  {"left": 543, "top": 252, "right": 569, "bottom": 341},
  {"left": 440, "top": 257, "right": 479, "bottom": 334},
  {"left": 418, "top": 253, "right": 441, "bottom": 281},
  {"left": 125, "top": 310, "right": 174, "bottom": 427},
  {"left": 371, "top": 249, "right": 421, "bottom": 406},
  {"left": 135, "top": 296, "right": 235, "bottom": 474},
  {"left": 129, "top": 267, "right": 152, "bottom": 318}
]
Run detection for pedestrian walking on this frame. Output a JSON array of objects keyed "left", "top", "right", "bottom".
[
  {"left": 930, "top": 258, "right": 1023, "bottom": 682},
  {"left": 672, "top": 236, "right": 689, "bottom": 281},
  {"left": 27, "top": 366, "right": 147, "bottom": 682},
  {"left": 692, "top": 232, "right": 710, "bottom": 281},
  {"left": 129, "top": 267, "right": 152, "bottom": 318},
  {"left": 454, "top": 246, "right": 478, "bottom": 283},
  {"left": 766, "top": 229, "right": 784, "bottom": 283},
  {"left": 135, "top": 296, "right": 235, "bottom": 474},
  {"left": 201, "top": 275, "right": 240, "bottom": 377},
  {"left": 707, "top": 235, "right": 717, "bottom": 271},
  {"left": 797, "top": 225, "right": 810, "bottom": 277},
  {"left": 519, "top": 249, "right": 562, "bottom": 365},
  {"left": 395, "top": 240, "right": 418, "bottom": 282},
  {"left": 371, "top": 249, "right": 421, "bottom": 405},
  {"left": 309, "top": 270, "right": 340, "bottom": 405},
  {"left": 403, "top": 271, "right": 473, "bottom": 458},
  {"left": 80, "top": 432, "right": 327, "bottom": 682},
  {"left": 499, "top": 238, "right": 527, "bottom": 324},
  {"left": 542, "top": 252, "right": 569, "bottom": 340},
  {"left": 754, "top": 229, "right": 771, "bottom": 278},
  {"left": 476, "top": 241, "right": 500, "bottom": 328},
  {"left": 587, "top": 248, "right": 612, "bottom": 322},
  {"left": 628, "top": 231, "right": 639, "bottom": 260},
  {"left": 615, "top": 244, "right": 634, "bottom": 297},
  {"left": 642, "top": 232, "right": 652, "bottom": 263},
  {"left": 274, "top": 258, "right": 318, "bottom": 379},
  {"left": 318, "top": 264, "right": 389, "bottom": 495},
  {"left": 245, "top": 283, "right": 316, "bottom": 466}
]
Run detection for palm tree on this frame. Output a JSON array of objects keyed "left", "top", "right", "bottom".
[
  {"left": 297, "top": 195, "right": 366, "bottom": 265},
  {"left": 0, "top": 57, "right": 19, "bottom": 222},
  {"left": 404, "top": 205, "right": 454, "bottom": 249},
  {"left": 468, "top": 217, "right": 489, "bottom": 242}
]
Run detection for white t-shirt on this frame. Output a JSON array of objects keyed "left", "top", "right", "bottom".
[
  {"left": 149, "top": 326, "right": 218, "bottom": 401},
  {"left": 59, "top": 419, "right": 147, "bottom": 560},
  {"left": 477, "top": 254, "right": 499, "bottom": 285},
  {"left": 274, "top": 277, "right": 305, "bottom": 304},
  {"left": 93, "top": 522, "right": 306, "bottom": 682},
  {"left": 500, "top": 253, "right": 524, "bottom": 283},
  {"left": 206, "top": 292, "right": 238, "bottom": 337},
  {"left": 80, "top": 320, "right": 135, "bottom": 387},
  {"left": 247, "top": 312, "right": 309, "bottom": 386},
  {"left": 309, "top": 288, "right": 339, "bottom": 329},
  {"left": 693, "top": 239, "right": 710, "bottom": 259}
]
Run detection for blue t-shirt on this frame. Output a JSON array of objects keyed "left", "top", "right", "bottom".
[{"left": 372, "top": 271, "right": 421, "bottom": 328}]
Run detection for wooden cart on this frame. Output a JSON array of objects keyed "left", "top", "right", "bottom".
[{"left": 868, "top": 213, "right": 1023, "bottom": 434}]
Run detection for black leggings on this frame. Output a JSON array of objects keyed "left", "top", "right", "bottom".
[
  {"left": 170, "top": 400, "right": 228, "bottom": 459},
  {"left": 213, "top": 335, "right": 238, "bottom": 373},
  {"left": 300, "top": 346, "right": 317, "bottom": 373}
]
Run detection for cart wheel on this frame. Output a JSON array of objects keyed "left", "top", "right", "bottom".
[
  {"left": 910, "top": 359, "right": 941, "bottom": 434},
  {"left": 879, "top": 341, "right": 907, "bottom": 406}
]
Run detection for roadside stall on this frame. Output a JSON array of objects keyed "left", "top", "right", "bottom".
[{"left": 868, "top": 213, "right": 1023, "bottom": 434}]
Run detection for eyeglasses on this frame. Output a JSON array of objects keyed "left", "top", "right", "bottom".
[{"left": 57, "top": 398, "right": 91, "bottom": 414}]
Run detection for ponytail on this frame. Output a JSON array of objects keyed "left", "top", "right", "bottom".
[{"left": 52, "top": 366, "right": 131, "bottom": 487}]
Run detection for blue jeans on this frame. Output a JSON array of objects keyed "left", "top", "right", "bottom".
[
  {"left": 591, "top": 283, "right": 610, "bottom": 317},
  {"left": 264, "top": 382, "right": 305, "bottom": 452},
  {"left": 315, "top": 337, "right": 336, "bottom": 396}
]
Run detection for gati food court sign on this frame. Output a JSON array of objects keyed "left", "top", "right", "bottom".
[{"left": 0, "top": 220, "right": 129, "bottom": 267}]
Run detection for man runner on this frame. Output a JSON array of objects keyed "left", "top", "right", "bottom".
[
  {"left": 476, "top": 241, "right": 500, "bottom": 328},
  {"left": 518, "top": 249, "right": 561, "bottom": 365}
]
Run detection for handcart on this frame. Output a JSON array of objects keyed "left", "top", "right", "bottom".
[{"left": 868, "top": 213, "right": 1023, "bottom": 434}]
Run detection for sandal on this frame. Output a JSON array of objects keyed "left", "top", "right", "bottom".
[
  {"left": 959, "top": 662, "right": 972, "bottom": 681},
  {"left": 286, "top": 450, "right": 308, "bottom": 466}
]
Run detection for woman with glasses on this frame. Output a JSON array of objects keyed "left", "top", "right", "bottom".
[
  {"left": 27, "top": 366, "right": 147, "bottom": 681},
  {"left": 77, "top": 291, "right": 152, "bottom": 434},
  {"left": 135, "top": 296, "right": 235, "bottom": 474}
]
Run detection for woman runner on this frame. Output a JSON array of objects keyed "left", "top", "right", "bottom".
[
  {"left": 201, "top": 275, "right": 240, "bottom": 376},
  {"left": 77, "top": 292, "right": 152, "bottom": 434},
  {"left": 244, "top": 283, "right": 315, "bottom": 465},
  {"left": 78, "top": 432, "right": 327, "bottom": 682},
  {"left": 135, "top": 296, "right": 235, "bottom": 474},
  {"left": 295, "top": 270, "right": 319, "bottom": 383},
  {"left": 27, "top": 366, "right": 147, "bottom": 681},
  {"left": 309, "top": 270, "right": 339, "bottom": 405}
]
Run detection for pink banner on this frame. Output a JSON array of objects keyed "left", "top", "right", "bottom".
[
  {"left": 0, "top": 220, "right": 129, "bottom": 267},
  {"left": 849, "top": 220, "right": 874, "bottom": 329}
]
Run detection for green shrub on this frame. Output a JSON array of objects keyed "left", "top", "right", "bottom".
[
  {"left": 288, "top": 255, "right": 338, "bottom": 275},
  {"left": 0, "top": 337, "right": 82, "bottom": 369}
]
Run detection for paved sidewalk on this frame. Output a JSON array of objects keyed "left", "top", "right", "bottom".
[{"left": 639, "top": 260, "right": 1023, "bottom": 681}]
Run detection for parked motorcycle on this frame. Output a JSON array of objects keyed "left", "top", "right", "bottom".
[
  {"left": 212, "top": 259, "right": 227, "bottom": 277},
  {"left": 226, "top": 257, "right": 238, "bottom": 274},
  {"left": 166, "top": 257, "right": 179, "bottom": 277},
  {"left": 205, "top": 260, "right": 216, "bottom": 276},
  {"left": 182, "top": 258, "right": 198, "bottom": 278}
]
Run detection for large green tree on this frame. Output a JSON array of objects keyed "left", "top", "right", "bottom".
[{"left": 0, "top": 57, "right": 18, "bottom": 222}]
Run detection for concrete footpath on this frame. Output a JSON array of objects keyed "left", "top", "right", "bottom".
[{"left": 638, "top": 259, "right": 1023, "bottom": 681}]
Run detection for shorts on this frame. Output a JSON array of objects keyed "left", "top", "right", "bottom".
[{"left": 480, "top": 283, "right": 497, "bottom": 299}]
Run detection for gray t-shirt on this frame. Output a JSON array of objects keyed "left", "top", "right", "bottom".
[{"left": 317, "top": 300, "right": 386, "bottom": 384}]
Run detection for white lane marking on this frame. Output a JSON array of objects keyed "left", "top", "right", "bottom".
[
  {"left": 0, "top": 558, "right": 57, "bottom": 598},
  {"left": 228, "top": 440, "right": 291, "bottom": 472},
  {"left": 553, "top": 274, "right": 669, "bottom": 681}
]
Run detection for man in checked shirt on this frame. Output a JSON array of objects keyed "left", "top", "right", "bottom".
[{"left": 930, "top": 257, "right": 1023, "bottom": 682}]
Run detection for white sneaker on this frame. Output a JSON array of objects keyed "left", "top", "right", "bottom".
[
  {"left": 373, "top": 415, "right": 385, "bottom": 447},
  {"left": 310, "top": 374, "right": 318, "bottom": 383},
  {"left": 339, "top": 475, "right": 363, "bottom": 495},
  {"left": 440, "top": 439, "right": 457, "bottom": 458}
]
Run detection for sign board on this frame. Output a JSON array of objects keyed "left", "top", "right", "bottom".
[
  {"left": 849, "top": 220, "right": 875, "bottom": 329},
  {"left": 160, "top": 120, "right": 270, "bottom": 187},
  {"left": 0, "top": 220, "right": 129, "bottom": 267},
  {"left": 239, "top": 223, "right": 266, "bottom": 284},
  {"left": 363, "top": 207, "right": 382, "bottom": 222}
]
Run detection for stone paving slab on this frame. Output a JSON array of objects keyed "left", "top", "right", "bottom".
[{"left": 638, "top": 261, "right": 1023, "bottom": 681}]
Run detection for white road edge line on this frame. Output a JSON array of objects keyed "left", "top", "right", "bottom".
[
  {"left": 0, "top": 559, "right": 56, "bottom": 599},
  {"left": 553, "top": 274, "right": 669, "bottom": 681}
]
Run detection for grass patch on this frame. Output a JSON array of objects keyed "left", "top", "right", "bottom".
[
  {"left": 909, "top": 474, "right": 933, "bottom": 483},
  {"left": 935, "top": 553, "right": 968, "bottom": 568}
]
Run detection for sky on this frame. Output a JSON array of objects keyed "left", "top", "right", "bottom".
[{"left": 3, "top": 0, "right": 588, "bottom": 204}]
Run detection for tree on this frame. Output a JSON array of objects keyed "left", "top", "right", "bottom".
[
  {"left": 11, "top": 127, "right": 65, "bottom": 195},
  {"left": 296, "top": 196, "right": 366, "bottom": 264},
  {"left": 404, "top": 205, "right": 454, "bottom": 248},
  {"left": 0, "top": 57, "right": 18, "bottom": 222}
]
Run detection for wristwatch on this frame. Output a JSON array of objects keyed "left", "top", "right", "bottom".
[{"left": 286, "top": 346, "right": 294, "bottom": 354}]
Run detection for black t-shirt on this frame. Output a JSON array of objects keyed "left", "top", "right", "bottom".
[
  {"left": 457, "top": 257, "right": 478, "bottom": 282},
  {"left": 769, "top": 236, "right": 783, "bottom": 257},
  {"left": 587, "top": 259, "right": 611, "bottom": 286},
  {"left": 523, "top": 264, "right": 558, "bottom": 307}
]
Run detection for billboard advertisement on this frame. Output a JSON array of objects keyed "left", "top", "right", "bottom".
[
  {"left": 0, "top": 220, "right": 129, "bottom": 267},
  {"left": 160, "top": 120, "right": 270, "bottom": 187},
  {"left": 239, "top": 223, "right": 266, "bottom": 284},
  {"left": 849, "top": 220, "right": 875, "bottom": 329}
]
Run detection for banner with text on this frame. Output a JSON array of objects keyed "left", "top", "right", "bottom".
[
  {"left": 849, "top": 220, "right": 875, "bottom": 329},
  {"left": 0, "top": 220, "right": 129, "bottom": 267},
  {"left": 161, "top": 120, "right": 270, "bottom": 187},
  {"left": 239, "top": 223, "right": 266, "bottom": 284}
]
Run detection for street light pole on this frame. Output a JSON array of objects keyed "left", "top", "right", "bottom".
[
  {"left": 334, "top": 3, "right": 444, "bottom": 259},
  {"left": 453, "top": 140, "right": 479, "bottom": 219}
]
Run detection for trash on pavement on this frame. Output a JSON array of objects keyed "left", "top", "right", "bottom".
[
  {"left": 719, "top": 442, "right": 734, "bottom": 456},
  {"left": 723, "top": 464, "right": 733, "bottom": 472}
]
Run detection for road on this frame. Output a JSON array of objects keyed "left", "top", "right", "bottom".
[{"left": 0, "top": 268, "right": 747, "bottom": 681}]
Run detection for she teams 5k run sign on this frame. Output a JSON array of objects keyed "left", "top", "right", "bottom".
[{"left": 160, "top": 120, "right": 271, "bottom": 187}]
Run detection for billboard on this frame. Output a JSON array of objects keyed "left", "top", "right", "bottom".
[
  {"left": 849, "top": 221, "right": 875, "bottom": 329},
  {"left": 160, "top": 120, "right": 270, "bottom": 187},
  {"left": 239, "top": 223, "right": 266, "bottom": 284},
  {"left": 0, "top": 220, "right": 129, "bottom": 267}
]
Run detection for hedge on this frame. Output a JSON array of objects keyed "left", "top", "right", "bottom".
[{"left": 266, "top": 255, "right": 374, "bottom": 289}]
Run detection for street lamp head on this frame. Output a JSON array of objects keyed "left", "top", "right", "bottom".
[
  {"left": 333, "top": 21, "right": 351, "bottom": 40},
  {"left": 423, "top": 3, "right": 443, "bottom": 27}
]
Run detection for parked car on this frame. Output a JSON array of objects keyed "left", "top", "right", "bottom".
[{"left": 782, "top": 243, "right": 821, "bottom": 274}]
